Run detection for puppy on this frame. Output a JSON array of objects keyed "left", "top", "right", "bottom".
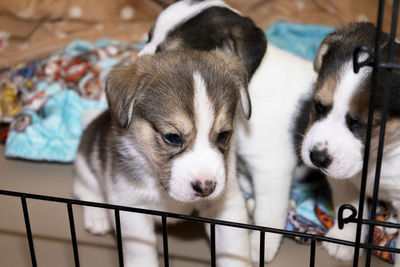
[
  {"left": 141, "top": 0, "right": 317, "bottom": 263},
  {"left": 301, "top": 22, "right": 400, "bottom": 264},
  {"left": 73, "top": 50, "right": 253, "bottom": 267}
]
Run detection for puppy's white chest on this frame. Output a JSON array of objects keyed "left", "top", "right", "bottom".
[
  {"left": 370, "top": 173, "right": 400, "bottom": 203},
  {"left": 354, "top": 163, "right": 400, "bottom": 203}
]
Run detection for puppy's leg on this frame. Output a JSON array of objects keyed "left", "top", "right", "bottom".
[
  {"left": 248, "top": 157, "right": 294, "bottom": 263},
  {"left": 200, "top": 155, "right": 252, "bottom": 267},
  {"left": 73, "top": 154, "right": 112, "bottom": 235},
  {"left": 117, "top": 212, "right": 159, "bottom": 267},
  {"left": 322, "top": 179, "right": 368, "bottom": 261}
]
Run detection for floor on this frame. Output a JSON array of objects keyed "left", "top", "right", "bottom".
[{"left": 0, "top": 146, "right": 392, "bottom": 267}]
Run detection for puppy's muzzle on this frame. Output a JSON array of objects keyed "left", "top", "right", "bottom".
[
  {"left": 191, "top": 180, "right": 216, "bottom": 197},
  {"left": 310, "top": 148, "right": 332, "bottom": 169}
]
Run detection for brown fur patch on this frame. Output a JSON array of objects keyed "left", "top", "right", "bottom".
[
  {"left": 314, "top": 32, "right": 343, "bottom": 72},
  {"left": 314, "top": 77, "right": 337, "bottom": 106},
  {"left": 348, "top": 95, "right": 378, "bottom": 126},
  {"left": 213, "top": 105, "right": 233, "bottom": 134},
  {"left": 369, "top": 118, "right": 400, "bottom": 155},
  {"left": 210, "top": 105, "right": 234, "bottom": 156},
  {"left": 384, "top": 119, "right": 400, "bottom": 142},
  {"left": 158, "top": 37, "right": 184, "bottom": 52}
]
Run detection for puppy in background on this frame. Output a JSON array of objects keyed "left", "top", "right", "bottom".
[
  {"left": 301, "top": 22, "right": 400, "bottom": 264},
  {"left": 142, "top": 0, "right": 318, "bottom": 263},
  {"left": 140, "top": 0, "right": 266, "bottom": 79},
  {"left": 73, "top": 50, "right": 253, "bottom": 267}
]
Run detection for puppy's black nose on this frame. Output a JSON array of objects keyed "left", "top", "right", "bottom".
[
  {"left": 310, "top": 149, "right": 332, "bottom": 169},
  {"left": 192, "top": 180, "right": 216, "bottom": 197}
]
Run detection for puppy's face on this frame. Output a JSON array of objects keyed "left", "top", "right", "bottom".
[
  {"left": 106, "top": 50, "right": 249, "bottom": 202},
  {"left": 301, "top": 22, "right": 400, "bottom": 179}
]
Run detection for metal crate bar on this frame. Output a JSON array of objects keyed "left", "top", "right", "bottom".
[
  {"left": 362, "top": 219, "right": 400, "bottom": 229},
  {"left": 353, "top": 0, "right": 386, "bottom": 266},
  {"left": 379, "top": 62, "right": 400, "bottom": 70},
  {"left": 1, "top": 186, "right": 399, "bottom": 266},
  {"left": 67, "top": 203, "right": 80, "bottom": 267},
  {"left": 309, "top": 237, "right": 316, "bottom": 267},
  {"left": 1, "top": 188, "right": 394, "bottom": 248},
  {"left": 210, "top": 222, "right": 216, "bottom": 267},
  {"left": 114, "top": 209, "right": 124, "bottom": 267},
  {"left": 162, "top": 215, "right": 169, "bottom": 267},
  {"left": 259, "top": 230, "right": 265, "bottom": 267},
  {"left": 21, "top": 197, "right": 37, "bottom": 267},
  {"left": 365, "top": 0, "right": 399, "bottom": 265}
]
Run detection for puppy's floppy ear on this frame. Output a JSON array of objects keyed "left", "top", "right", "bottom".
[
  {"left": 105, "top": 58, "right": 149, "bottom": 128},
  {"left": 216, "top": 49, "right": 251, "bottom": 120},
  {"left": 237, "top": 77, "right": 251, "bottom": 120},
  {"left": 146, "top": 25, "right": 154, "bottom": 44},
  {"left": 314, "top": 32, "right": 341, "bottom": 72},
  {"left": 230, "top": 55, "right": 252, "bottom": 120},
  {"left": 220, "top": 22, "right": 267, "bottom": 80}
]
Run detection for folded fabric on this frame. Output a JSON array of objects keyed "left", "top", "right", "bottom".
[
  {"left": 5, "top": 90, "right": 107, "bottom": 162},
  {"left": 265, "top": 22, "right": 334, "bottom": 61}
]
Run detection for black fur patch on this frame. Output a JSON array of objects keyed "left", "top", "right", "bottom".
[
  {"left": 292, "top": 96, "right": 313, "bottom": 164},
  {"left": 154, "top": 6, "right": 267, "bottom": 79}
]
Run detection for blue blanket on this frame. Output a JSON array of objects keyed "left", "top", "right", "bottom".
[{"left": 2, "top": 39, "right": 139, "bottom": 161}]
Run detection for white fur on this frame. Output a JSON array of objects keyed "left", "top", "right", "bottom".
[
  {"left": 302, "top": 62, "right": 370, "bottom": 178},
  {"left": 74, "top": 154, "right": 112, "bottom": 235},
  {"left": 139, "top": 0, "right": 237, "bottom": 56},
  {"left": 322, "top": 178, "right": 368, "bottom": 261},
  {"left": 169, "top": 71, "right": 226, "bottom": 202},
  {"left": 236, "top": 44, "right": 317, "bottom": 262}
]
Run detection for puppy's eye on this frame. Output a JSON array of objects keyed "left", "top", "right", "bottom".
[
  {"left": 163, "top": 134, "right": 183, "bottom": 146},
  {"left": 217, "top": 131, "right": 231, "bottom": 144},
  {"left": 314, "top": 101, "right": 327, "bottom": 115},
  {"left": 346, "top": 115, "right": 364, "bottom": 132}
]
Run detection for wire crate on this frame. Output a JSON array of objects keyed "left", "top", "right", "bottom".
[{"left": 0, "top": 0, "right": 400, "bottom": 266}]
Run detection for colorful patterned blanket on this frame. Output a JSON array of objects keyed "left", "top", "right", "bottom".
[
  {"left": 0, "top": 39, "right": 141, "bottom": 161},
  {"left": 0, "top": 22, "right": 397, "bottom": 264}
]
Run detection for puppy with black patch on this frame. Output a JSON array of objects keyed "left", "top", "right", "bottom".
[
  {"left": 141, "top": 0, "right": 318, "bottom": 263},
  {"left": 140, "top": 0, "right": 266, "bottom": 79},
  {"left": 73, "top": 50, "right": 253, "bottom": 267},
  {"left": 301, "top": 22, "right": 400, "bottom": 264}
]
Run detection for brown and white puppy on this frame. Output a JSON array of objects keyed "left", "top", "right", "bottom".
[
  {"left": 301, "top": 22, "right": 400, "bottom": 264},
  {"left": 73, "top": 50, "right": 253, "bottom": 267}
]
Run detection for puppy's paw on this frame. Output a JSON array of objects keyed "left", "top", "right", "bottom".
[
  {"left": 216, "top": 257, "right": 252, "bottom": 267},
  {"left": 83, "top": 207, "right": 112, "bottom": 235},
  {"left": 322, "top": 240, "right": 355, "bottom": 261},
  {"left": 322, "top": 226, "right": 360, "bottom": 261},
  {"left": 250, "top": 231, "right": 282, "bottom": 263},
  {"left": 125, "top": 257, "right": 159, "bottom": 267}
]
